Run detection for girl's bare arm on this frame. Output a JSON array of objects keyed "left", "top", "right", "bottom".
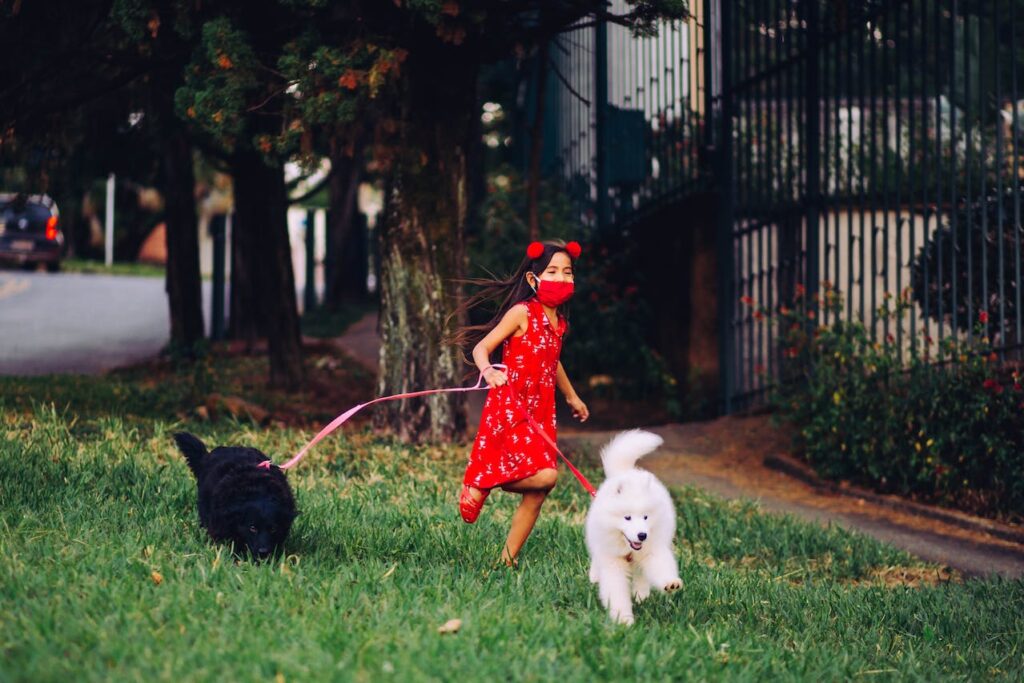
[
  {"left": 556, "top": 362, "right": 590, "bottom": 421},
  {"left": 472, "top": 305, "right": 528, "bottom": 387}
]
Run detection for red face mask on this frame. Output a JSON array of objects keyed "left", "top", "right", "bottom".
[{"left": 533, "top": 279, "right": 575, "bottom": 307}]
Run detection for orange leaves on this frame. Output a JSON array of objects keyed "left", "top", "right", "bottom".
[
  {"left": 338, "top": 48, "right": 408, "bottom": 95},
  {"left": 338, "top": 69, "right": 362, "bottom": 90},
  {"left": 217, "top": 53, "right": 234, "bottom": 69}
]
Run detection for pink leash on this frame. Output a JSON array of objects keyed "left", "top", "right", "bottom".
[{"left": 258, "top": 363, "right": 597, "bottom": 496}]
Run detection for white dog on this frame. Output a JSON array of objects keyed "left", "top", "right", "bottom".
[{"left": 585, "top": 430, "right": 682, "bottom": 625}]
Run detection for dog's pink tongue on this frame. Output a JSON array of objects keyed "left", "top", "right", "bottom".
[{"left": 629, "top": 540, "right": 643, "bottom": 551}]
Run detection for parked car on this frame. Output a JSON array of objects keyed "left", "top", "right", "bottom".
[{"left": 0, "top": 193, "right": 65, "bottom": 271}]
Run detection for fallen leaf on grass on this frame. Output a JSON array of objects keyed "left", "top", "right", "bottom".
[
  {"left": 437, "top": 618, "right": 462, "bottom": 634},
  {"left": 151, "top": 571, "right": 163, "bottom": 585},
  {"left": 381, "top": 564, "right": 396, "bottom": 579}
]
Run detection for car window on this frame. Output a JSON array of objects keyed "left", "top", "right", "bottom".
[{"left": 1, "top": 202, "right": 51, "bottom": 231}]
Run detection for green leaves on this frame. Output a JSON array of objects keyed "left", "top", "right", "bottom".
[
  {"left": 175, "top": 18, "right": 262, "bottom": 152},
  {"left": 769, "top": 286, "right": 1024, "bottom": 519}
]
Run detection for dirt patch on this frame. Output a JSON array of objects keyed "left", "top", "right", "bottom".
[{"left": 115, "top": 338, "right": 378, "bottom": 429}]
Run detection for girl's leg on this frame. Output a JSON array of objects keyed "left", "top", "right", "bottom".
[{"left": 499, "top": 468, "right": 558, "bottom": 565}]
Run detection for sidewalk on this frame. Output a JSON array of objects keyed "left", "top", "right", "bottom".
[{"left": 338, "top": 311, "right": 1024, "bottom": 579}]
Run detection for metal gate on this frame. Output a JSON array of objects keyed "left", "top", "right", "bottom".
[{"left": 546, "top": 0, "right": 1024, "bottom": 412}]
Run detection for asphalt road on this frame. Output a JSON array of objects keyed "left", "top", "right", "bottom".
[{"left": 0, "top": 269, "right": 209, "bottom": 375}]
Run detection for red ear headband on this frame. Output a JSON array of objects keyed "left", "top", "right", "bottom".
[{"left": 526, "top": 241, "right": 582, "bottom": 260}]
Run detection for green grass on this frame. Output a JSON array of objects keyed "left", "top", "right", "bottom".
[
  {"left": 1, "top": 375, "right": 1022, "bottom": 681},
  {"left": 60, "top": 258, "right": 167, "bottom": 278}
]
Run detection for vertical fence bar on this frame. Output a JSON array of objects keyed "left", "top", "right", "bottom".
[
  {"left": 712, "top": 0, "right": 736, "bottom": 412},
  {"left": 805, "top": 0, "right": 821, "bottom": 314},
  {"left": 881, "top": 4, "right": 891, "bottom": 343},
  {"left": 996, "top": 0, "right": 1007, "bottom": 350},
  {"left": 964, "top": 1, "right": 974, "bottom": 344},
  {"left": 949, "top": 0, "right": 959, "bottom": 340},
  {"left": 894, "top": 0, "right": 905, "bottom": 351},
  {"left": 833, "top": 13, "right": 843, "bottom": 326},
  {"left": 933, "top": 0, "right": 945, "bottom": 347},
  {"left": 595, "top": 19, "right": 609, "bottom": 231},
  {"left": 1012, "top": 0, "right": 1022, "bottom": 351}
]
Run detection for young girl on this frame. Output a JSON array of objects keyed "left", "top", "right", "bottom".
[{"left": 455, "top": 239, "right": 589, "bottom": 567}]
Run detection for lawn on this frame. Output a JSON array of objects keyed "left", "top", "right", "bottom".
[{"left": 1, "top": 367, "right": 1022, "bottom": 681}]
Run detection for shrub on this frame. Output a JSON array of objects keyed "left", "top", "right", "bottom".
[
  {"left": 910, "top": 185, "right": 1024, "bottom": 344},
  {"left": 763, "top": 284, "right": 1024, "bottom": 520}
]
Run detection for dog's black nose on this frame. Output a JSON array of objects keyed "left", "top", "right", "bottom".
[{"left": 637, "top": 532, "right": 647, "bottom": 541}]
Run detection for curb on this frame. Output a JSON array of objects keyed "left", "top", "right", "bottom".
[{"left": 764, "top": 453, "right": 1024, "bottom": 547}]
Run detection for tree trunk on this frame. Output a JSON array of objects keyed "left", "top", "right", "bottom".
[
  {"left": 231, "top": 149, "right": 304, "bottom": 388},
  {"left": 162, "top": 128, "right": 205, "bottom": 352},
  {"left": 227, "top": 191, "right": 263, "bottom": 345},
  {"left": 324, "top": 135, "right": 365, "bottom": 308},
  {"left": 373, "top": 49, "right": 477, "bottom": 443}
]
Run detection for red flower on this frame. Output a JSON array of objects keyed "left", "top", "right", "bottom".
[
  {"left": 754, "top": 363, "right": 766, "bottom": 375},
  {"left": 740, "top": 295, "right": 755, "bottom": 307},
  {"left": 807, "top": 310, "right": 816, "bottom": 320},
  {"left": 983, "top": 378, "right": 1004, "bottom": 394},
  {"left": 795, "top": 283, "right": 806, "bottom": 298},
  {"left": 978, "top": 310, "right": 989, "bottom": 324},
  {"left": 988, "top": 352, "right": 999, "bottom": 363},
  {"left": 753, "top": 310, "right": 764, "bottom": 321}
]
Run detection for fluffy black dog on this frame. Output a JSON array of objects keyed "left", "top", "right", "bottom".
[{"left": 174, "top": 432, "right": 297, "bottom": 560}]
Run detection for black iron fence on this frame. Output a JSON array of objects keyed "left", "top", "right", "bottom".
[
  {"left": 543, "top": 0, "right": 1024, "bottom": 412},
  {"left": 541, "top": 1, "right": 708, "bottom": 228}
]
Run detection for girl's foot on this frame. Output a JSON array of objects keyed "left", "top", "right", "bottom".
[{"left": 459, "top": 485, "right": 490, "bottom": 524}]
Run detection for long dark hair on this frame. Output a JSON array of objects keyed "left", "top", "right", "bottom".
[{"left": 447, "top": 239, "right": 575, "bottom": 351}]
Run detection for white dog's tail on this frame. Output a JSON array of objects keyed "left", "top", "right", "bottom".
[{"left": 600, "top": 429, "right": 664, "bottom": 477}]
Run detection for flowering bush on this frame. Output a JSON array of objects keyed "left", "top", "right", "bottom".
[{"left": 761, "top": 284, "right": 1024, "bottom": 521}]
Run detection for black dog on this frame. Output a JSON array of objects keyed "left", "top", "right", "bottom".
[{"left": 174, "top": 432, "right": 297, "bottom": 560}]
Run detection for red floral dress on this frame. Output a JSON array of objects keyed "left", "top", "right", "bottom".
[{"left": 463, "top": 298, "right": 566, "bottom": 489}]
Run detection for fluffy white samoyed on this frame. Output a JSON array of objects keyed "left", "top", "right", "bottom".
[{"left": 585, "top": 429, "right": 682, "bottom": 625}]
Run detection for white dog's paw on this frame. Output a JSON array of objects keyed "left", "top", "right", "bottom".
[
  {"left": 633, "top": 585, "right": 651, "bottom": 602},
  {"left": 611, "top": 611, "right": 634, "bottom": 626},
  {"left": 663, "top": 578, "right": 683, "bottom": 592}
]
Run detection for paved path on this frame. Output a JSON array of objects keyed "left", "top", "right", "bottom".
[
  {"left": 560, "top": 424, "right": 1024, "bottom": 580},
  {"left": 0, "top": 270, "right": 211, "bottom": 375},
  {"left": 339, "top": 311, "right": 1024, "bottom": 579}
]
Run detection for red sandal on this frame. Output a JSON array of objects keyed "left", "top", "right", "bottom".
[{"left": 459, "top": 485, "right": 490, "bottom": 524}]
